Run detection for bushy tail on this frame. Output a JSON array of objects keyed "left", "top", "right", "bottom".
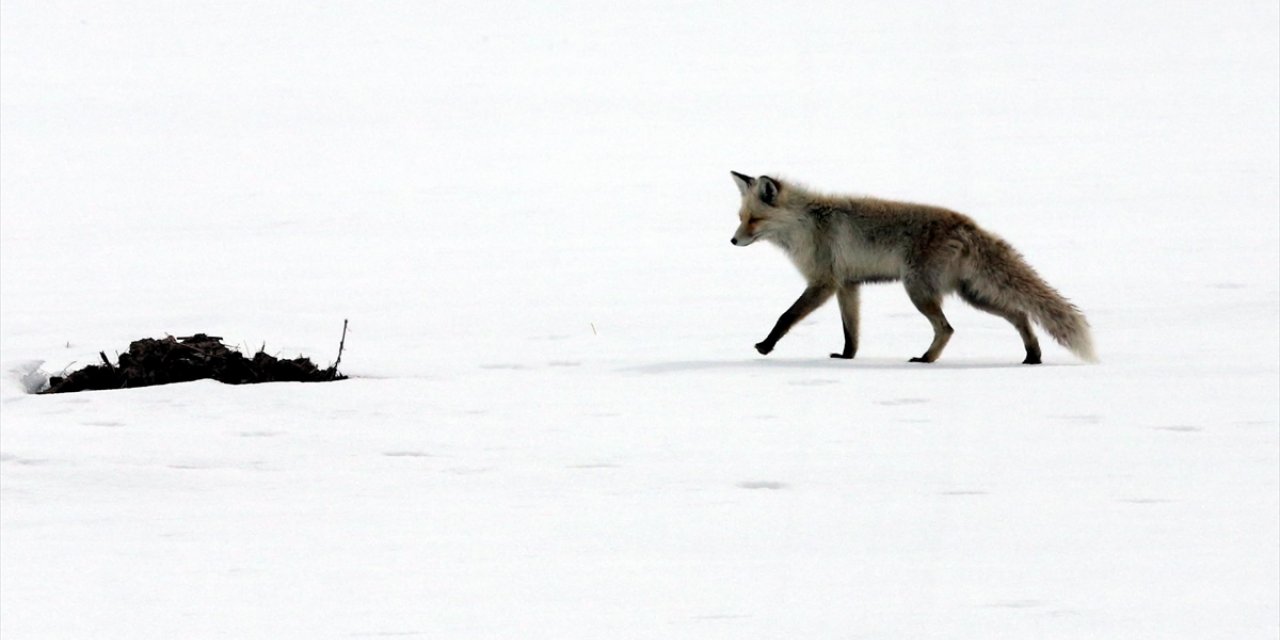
[{"left": 966, "top": 231, "right": 1097, "bottom": 362}]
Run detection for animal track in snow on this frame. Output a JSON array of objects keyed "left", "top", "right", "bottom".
[
  {"left": 789, "top": 378, "right": 839, "bottom": 386},
  {"left": 1119, "top": 497, "right": 1174, "bottom": 505},
  {"left": 0, "top": 453, "right": 48, "bottom": 466},
  {"left": 1054, "top": 414, "right": 1103, "bottom": 425},
  {"left": 876, "top": 398, "right": 928, "bottom": 406},
  {"left": 984, "top": 599, "right": 1043, "bottom": 609}
]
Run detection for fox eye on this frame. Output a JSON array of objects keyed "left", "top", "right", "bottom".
[{"left": 748, "top": 217, "right": 763, "bottom": 224}]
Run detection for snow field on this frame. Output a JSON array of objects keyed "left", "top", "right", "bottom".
[{"left": 3, "top": 1, "right": 1278, "bottom": 638}]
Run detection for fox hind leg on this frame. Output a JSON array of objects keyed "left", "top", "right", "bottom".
[
  {"left": 904, "top": 279, "right": 954, "bottom": 363},
  {"left": 957, "top": 283, "right": 1041, "bottom": 364}
]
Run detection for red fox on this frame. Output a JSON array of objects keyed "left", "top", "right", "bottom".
[{"left": 729, "top": 172, "right": 1095, "bottom": 364}]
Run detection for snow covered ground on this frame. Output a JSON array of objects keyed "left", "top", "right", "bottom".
[{"left": 2, "top": 1, "right": 1277, "bottom": 638}]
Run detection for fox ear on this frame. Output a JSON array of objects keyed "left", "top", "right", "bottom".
[
  {"left": 757, "top": 175, "right": 780, "bottom": 206},
  {"left": 730, "top": 171, "right": 755, "bottom": 195}
]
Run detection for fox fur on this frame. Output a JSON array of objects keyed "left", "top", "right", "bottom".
[{"left": 729, "top": 171, "right": 1095, "bottom": 364}]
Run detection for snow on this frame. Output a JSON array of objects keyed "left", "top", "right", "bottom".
[{"left": 2, "top": 1, "right": 1277, "bottom": 638}]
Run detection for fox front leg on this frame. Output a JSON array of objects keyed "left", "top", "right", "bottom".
[
  {"left": 830, "top": 284, "right": 860, "bottom": 359},
  {"left": 755, "top": 284, "right": 835, "bottom": 355}
]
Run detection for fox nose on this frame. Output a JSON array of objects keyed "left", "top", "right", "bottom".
[{"left": 730, "top": 237, "right": 738, "bottom": 245}]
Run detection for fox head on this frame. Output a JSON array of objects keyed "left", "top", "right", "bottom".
[{"left": 729, "top": 171, "right": 785, "bottom": 246}]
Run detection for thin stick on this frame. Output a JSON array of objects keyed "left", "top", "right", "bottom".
[{"left": 331, "top": 319, "right": 349, "bottom": 379}]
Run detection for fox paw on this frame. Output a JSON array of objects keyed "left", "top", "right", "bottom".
[
  {"left": 754, "top": 342, "right": 774, "bottom": 355},
  {"left": 908, "top": 356, "right": 934, "bottom": 363},
  {"left": 829, "top": 352, "right": 854, "bottom": 360}
]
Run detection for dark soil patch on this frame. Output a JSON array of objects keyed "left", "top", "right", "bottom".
[{"left": 42, "top": 334, "right": 345, "bottom": 394}]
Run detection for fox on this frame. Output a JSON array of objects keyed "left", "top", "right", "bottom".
[{"left": 728, "top": 171, "right": 1095, "bottom": 364}]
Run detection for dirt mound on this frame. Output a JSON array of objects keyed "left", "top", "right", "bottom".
[{"left": 42, "top": 334, "right": 345, "bottom": 394}]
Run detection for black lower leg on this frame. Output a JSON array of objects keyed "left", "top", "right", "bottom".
[{"left": 756, "top": 284, "right": 833, "bottom": 355}]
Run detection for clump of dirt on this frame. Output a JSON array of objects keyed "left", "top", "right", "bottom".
[{"left": 42, "top": 334, "right": 345, "bottom": 394}]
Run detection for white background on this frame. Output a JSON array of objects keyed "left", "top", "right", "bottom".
[{"left": 2, "top": 2, "right": 1277, "bottom": 638}]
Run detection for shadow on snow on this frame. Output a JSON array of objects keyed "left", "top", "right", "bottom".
[{"left": 624, "top": 357, "right": 1065, "bottom": 375}]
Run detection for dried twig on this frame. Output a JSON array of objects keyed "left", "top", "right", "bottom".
[{"left": 331, "top": 319, "right": 349, "bottom": 379}]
